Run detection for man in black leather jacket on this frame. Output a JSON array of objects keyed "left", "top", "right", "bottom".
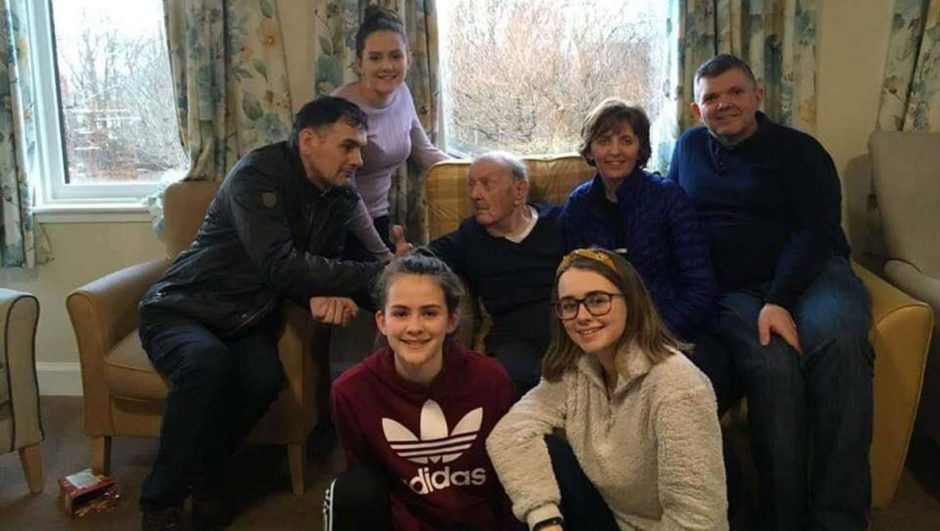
[{"left": 137, "top": 97, "right": 387, "bottom": 531}]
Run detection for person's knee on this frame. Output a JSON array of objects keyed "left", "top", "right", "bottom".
[
  {"left": 326, "top": 466, "right": 391, "bottom": 525},
  {"left": 177, "top": 346, "right": 232, "bottom": 389},
  {"left": 744, "top": 340, "right": 803, "bottom": 394}
]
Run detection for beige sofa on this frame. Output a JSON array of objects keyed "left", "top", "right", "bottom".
[
  {"left": 0, "top": 288, "right": 44, "bottom": 493},
  {"left": 869, "top": 130, "right": 940, "bottom": 449},
  {"left": 66, "top": 181, "right": 330, "bottom": 495},
  {"left": 425, "top": 154, "right": 935, "bottom": 508}
]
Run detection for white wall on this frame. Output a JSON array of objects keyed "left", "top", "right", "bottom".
[
  {"left": 816, "top": 0, "right": 895, "bottom": 257},
  {"left": 0, "top": 223, "right": 164, "bottom": 394}
]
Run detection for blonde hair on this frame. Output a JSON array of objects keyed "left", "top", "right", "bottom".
[{"left": 541, "top": 248, "right": 689, "bottom": 381}]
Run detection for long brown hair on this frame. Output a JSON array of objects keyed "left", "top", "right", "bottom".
[{"left": 541, "top": 248, "right": 689, "bottom": 381}]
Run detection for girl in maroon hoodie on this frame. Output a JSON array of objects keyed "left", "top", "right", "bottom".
[{"left": 324, "top": 254, "right": 521, "bottom": 530}]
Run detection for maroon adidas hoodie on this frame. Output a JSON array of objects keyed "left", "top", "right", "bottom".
[{"left": 331, "top": 343, "right": 519, "bottom": 530}]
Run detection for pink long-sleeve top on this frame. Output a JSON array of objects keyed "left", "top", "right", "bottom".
[{"left": 331, "top": 83, "right": 449, "bottom": 256}]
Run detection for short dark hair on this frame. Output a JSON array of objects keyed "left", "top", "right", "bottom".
[
  {"left": 578, "top": 98, "right": 652, "bottom": 169},
  {"left": 693, "top": 53, "right": 758, "bottom": 99},
  {"left": 355, "top": 5, "right": 407, "bottom": 59},
  {"left": 374, "top": 254, "right": 465, "bottom": 315},
  {"left": 290, "top": 96, "right": 368, "bottom": 148}
]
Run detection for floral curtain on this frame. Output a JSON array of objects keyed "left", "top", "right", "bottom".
[
  {"left": 670, "top": 0, "right": 819, "bottom": 133},
  {"left": 0, "top": 0, "right": 50, "bottom": 267},
  {"left": 312, "top": 0, "right": 440, "bottom": 243},
  {"left": 877, "top": 0, "right": 940, "bottom": 131},
  {"left": 164, "top": 0, "right": 293, "bottom": 181},
  {"left": 150, "top": 0, "right": 294, "bottom": 235}
]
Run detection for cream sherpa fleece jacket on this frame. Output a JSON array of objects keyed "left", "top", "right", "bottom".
[{"left": 486, "top": 345, "right": 728, "bottom": 530}]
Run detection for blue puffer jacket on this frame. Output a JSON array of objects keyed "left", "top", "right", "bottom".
[{"left": 560, "top": 168, "right": 717, "bottom": 337}]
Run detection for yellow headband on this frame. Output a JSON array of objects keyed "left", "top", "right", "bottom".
[{"left": 559, "top": 248, "right": 617, "bottom": 272}]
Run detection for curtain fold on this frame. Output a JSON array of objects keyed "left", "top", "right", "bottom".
[
  {"left": 673, "top": 0, "right": 819, "bottom": 133},
  {"left": 0, "top": 0, "right": 50, "bottom": 267},
  {"left": 163, "top": 0, "right": 294, "bottom": 182},
  {"left": 150, "top": 0, "right": 293, "bottom": 236},
  {"left": 312, "top": 0, "right": 440, "bottom": 243},
  {"left": 877, "top": 0, "right": 940, "bottom": 131}
]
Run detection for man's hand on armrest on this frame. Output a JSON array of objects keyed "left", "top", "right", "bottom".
[{"left": 309, "top": 296, "right": 359, "bottom": 327}]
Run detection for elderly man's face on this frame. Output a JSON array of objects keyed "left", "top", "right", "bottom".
[{"left": 467, "top": 159, "right": 525, "bottom": 228}]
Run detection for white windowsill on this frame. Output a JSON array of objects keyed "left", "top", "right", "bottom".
[{"left": 33, "top": 203, "right": 153, "bottom": 224}]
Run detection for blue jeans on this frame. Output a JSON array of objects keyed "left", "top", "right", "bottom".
[{"left": 716, "top": 257, "right": 873, "bottom": 531}]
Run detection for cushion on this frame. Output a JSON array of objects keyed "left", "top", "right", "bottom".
[
  {"left": 426, "top": 154, "right": 594, "bottom": 239},
  {"left": 103, "top": 332, "right": 169, "bottom": 401}
]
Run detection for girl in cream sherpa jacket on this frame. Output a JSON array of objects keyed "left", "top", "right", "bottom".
[{"left": 486, "top": 248, "right": 727, "bottom": 531}]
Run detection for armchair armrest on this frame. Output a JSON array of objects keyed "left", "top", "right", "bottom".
[
  {"left": 250, "top": 300, "right": 331, "bottom": 445},
  {"left": 66, "top": 258, "right": 169, "bottom": 433},
  {"left": 884, "top": 260, "right": 940, "bottom": 312},
  {"left": 852, "top": 261, "right": 935, "bottom": 507}
]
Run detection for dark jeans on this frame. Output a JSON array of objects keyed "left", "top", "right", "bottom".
[
  {"left": 715, "top": 257, "right": 874, "bottom": 531},
  {"left": 486, "top": 337, "right": 544, "bottom": 399},
  {"left": 485, "top": 303, "right": 552, "bottom": 399},
  {"left": 138, "top": 309, "right": 285, "bottom": 512},
  {"left": 545, "top": 435, "right": 620, "bottom": 531},
  {"left": 323, "top": 466, "right": 393, "bottom": 531},
  {"left": 343, "top": 214, "right": 392, "bottom": 262}
]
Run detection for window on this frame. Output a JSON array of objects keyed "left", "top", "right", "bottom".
[
  {"left": 438, "top": 0, "right": 675, "bottom": 168},
  {"left": 26, "top": 0, "right": 186, "bottom": 205}
]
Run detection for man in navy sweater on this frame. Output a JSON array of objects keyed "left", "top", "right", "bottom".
[
  {"left": 423, "top": 152, "right": 565, "bottom": 396},
  {"left": 668, "top": 54, "right": 873, "bottom": 531}
]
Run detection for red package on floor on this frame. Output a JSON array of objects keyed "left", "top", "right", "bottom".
[{"left": 58, "top": 469, "right": 120, "bottom": 517}]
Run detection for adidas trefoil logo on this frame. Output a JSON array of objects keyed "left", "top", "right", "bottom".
[
  {"left": 382, "top": 399, "right": 483, "bottom": 464},
  {"left": 382, "top": 400, "right": 487, "bottom": 495}
]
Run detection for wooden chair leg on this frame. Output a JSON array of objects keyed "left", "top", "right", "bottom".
[
  {"left": 287, "top": 443, "right": 307, "bottom": 495},
  {"left": 91, "top": 436, "right": 112, "bottom": 475},
  {"left": 18, "top": 443, "right": 43, "bottom": 493}
]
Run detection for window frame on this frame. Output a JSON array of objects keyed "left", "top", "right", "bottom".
[{"left": 25, "top": 0, "right": 184, "bottom": 207}]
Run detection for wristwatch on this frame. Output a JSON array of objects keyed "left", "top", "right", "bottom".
[{"left": 531, "top": 516, "right": 565, "bottom": 531}]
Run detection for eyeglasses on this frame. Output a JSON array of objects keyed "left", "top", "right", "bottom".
[{"left": 554, "top": 291, "right": 625, "bottom": 320}]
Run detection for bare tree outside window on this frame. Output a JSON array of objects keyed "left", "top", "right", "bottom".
[
  {"left": 439, "top": 0, "right": 673, "bottom": 165},
  {"left": 51, "top": 0, "right": 187, "bottom": 184}
]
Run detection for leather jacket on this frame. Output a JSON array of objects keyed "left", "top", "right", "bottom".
[{"left": 139, "top": 141, "right": 382, "bottom": 336}]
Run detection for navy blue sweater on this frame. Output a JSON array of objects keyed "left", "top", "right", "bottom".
[
  {"left": 561, "top": 169, "right": 717, "bottom": 338},
  {"left": 425, "top": 204, "right": 565, "bottom": 348},
  {"left": 667, "top": 113, "right": 849, "bottom": 310}
]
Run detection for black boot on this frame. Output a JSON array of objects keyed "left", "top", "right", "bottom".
[
  {"left": 142, "top": 507, "right": 192, "bottom": 531},
  {"left": 191, "top": 473, "right": 234, "bottom": 531}
]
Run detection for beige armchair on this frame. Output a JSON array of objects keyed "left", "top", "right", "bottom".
[
  {"left": 870, "top": 130, "right": 940, "bottom": 449},
  {"left": 426, "top": 154, "right": 935, "bottom": 508},
  {"left": 66, "top": 181, "right": 330, "bottom": 495},
  {"left": 0, "top": 288, "right": 44, "bottom": 493}
]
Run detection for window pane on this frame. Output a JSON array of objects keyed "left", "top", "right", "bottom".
[
  {"left": 50, "top": 0, "right": 187, "bottom": 185},
  {"left": 439, "top": 0, "right": 673, "bottom": 163}
]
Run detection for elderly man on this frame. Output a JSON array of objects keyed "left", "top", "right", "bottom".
[
  {"left": 424, "top": 152, "right": 565, "bottom": 395},
  {"left": 668, "top": 54, "right": 873, "bottom": 531},
  {"left": 137, "top": 96, "right": 404, "bottom": 531}
]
